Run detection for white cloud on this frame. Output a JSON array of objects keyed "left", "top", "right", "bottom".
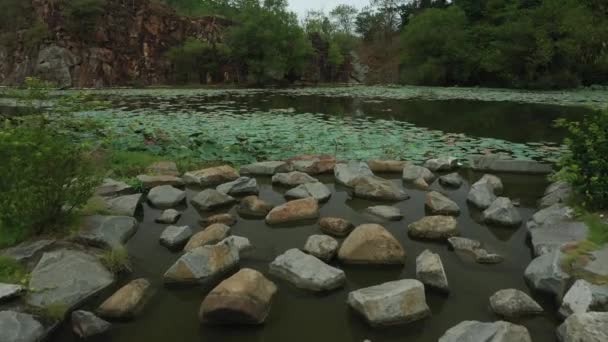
[{"left": 288, "top": 0, "right": 369, "bottom": 18}]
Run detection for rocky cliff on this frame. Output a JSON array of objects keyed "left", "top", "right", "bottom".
[{"left": 0, "top": 0, "right": 230, "bottom": 88}]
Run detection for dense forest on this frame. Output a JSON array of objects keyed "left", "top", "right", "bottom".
[{"left": 1, "top": 0, "right": 607, "bottom": 88}]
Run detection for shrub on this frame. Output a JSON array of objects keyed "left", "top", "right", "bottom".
[{"left": 555, "top": 110, "right": 608, "bottom": 209}]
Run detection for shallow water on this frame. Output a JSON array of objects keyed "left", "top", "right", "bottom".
[{"left": 51, "top": 170, "right": 558, "bottom": 342}]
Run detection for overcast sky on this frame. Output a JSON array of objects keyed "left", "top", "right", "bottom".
[{"left": 288, "top": 0, "right": 369, "bottom": 17}]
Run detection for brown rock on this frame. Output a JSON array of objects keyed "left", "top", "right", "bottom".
[
  {"left": 367, "top": 160, "right": 408, "bottom": 173},
  {"left": 286, "top": 155, "right": 336, "bottom": 174},
  {"left": 199, "top": 268, "right": 277, "bottom": 324},
  {"left": 136, "top": 174, "right": 184, "bottom": 189},
  {"left": 184, "top": 165, "right": 239, "bottom": 186},
  {"left": 319, "top": 217, "right": 354, "bottom": 237},
  {"left": 97, "top": 278, "right": 151, "bottom": 319},
  {"left": 408, "top": 216, "right": 459, "bottom": 240},
  {"left": 338, "top": 224, "right": 405, "bottom": 264},
  {"left": 265, "top": 198, "right": 320, "bottom": 225},
  {"left": 237, "top": 196, "right": 274, "bottom": 217},
  {"left": 200, "top": 213, "right": 237, "bottom": 226},
  {"left": 184, "top": 224, "right": 231, "bottom": 251},
  {"left": 413, "top": 178, "right": 429, "bottom": 190}
]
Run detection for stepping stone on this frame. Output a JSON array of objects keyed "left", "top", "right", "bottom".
[
  {"left": 160, "top": 225, "right": 193, "bottom": 249},
  {"left": 319, "top": 217, "right": 354, "bottom": 237},
  {"left": 334, "top": 161, "right": 374, "bottom": 186},
  {"left": 526, "top": 204, "right": 574, "bottom": 230},
  {"left": 200, "top": 213, "right": 237, "bottom": 226},
  {"left": 217, "top": 236, "right": 253, "bottom": 254},
  {"left": 348, "top": 279, "right": 430, "bottom": 326},
  {"left": 147, "top": 185, "right": 186, "bottom": 209},
  {"left": 285, "top": 182, "right": 332, "bottom": 202},
  {"left": 136, "top": 175, "right": 184, "bottom": 189},
  {"left": 303, "top": 235, "right": 339, "bottom": 261},
  {"left": 467, "top": 181, "right": 496, "bottom": 209},
  {"left": 447, "top": 237, "right": 504, "bottom": 264},
  {"left": 104, "top": 193, "right": 142, "bottom": 216},
  {"left": 287, "top": 155, "right": 336, "bottom": 174},
  {"left": 412, "top": 177, "right": 430, "bottom": 190},
  {"left": 97, "top": 278, "right": 151, "bottom": 319},
  {"left": 95, "top": 178, "right": 134, "bottom": 197},
  {"left": 183, "top": 165, "right": 239, "bottom": 186},
  {"left": 216, "top": 177, "right": 259, "bottom": 196},
  {"left": 438, "top": 173, "right": 463, "bottom": 188},
  {"left": 424, "top": 156, "right": 458, "bottom": 172},
  {"left": 524, "top": 249, "right": 571, "bottom": 300},
  {"left": 408, "top": 216, "right": 458, "bottom": 240},
  {"left": 560, "top": 279, "right": 594, "bottom": 318},
  {"left": 425, "top": 191, "right": 460, "bottom": 216},
  {"left": 439, "top": 320, "right": 532, "bottom": 342},
  {"left": 72, "top": 310, "right": 111, "bottom": 338},
  {"left": 163, "top": 243, "right": 239, "bottom": 286},
  {"left": 272, "top": 171, "right": 318, "bottom": 187},
  {"left": 0, "top": 310, "right": 45, "bottom": 342},
  {"left": 269, "top": 249, "right": 345, "bottom": 291},
  {"left": 190, "top": 189, "right": 236, "bottom": 212},
  {"left": 482, "top": 197, "right": 522, "bottom": 227},
  {"left": 557, "top": 312, "right": 608, "bottom": 342},
  {"left": 265, "top": 198, "right": 319, "bottom": 225},
  {"left": 155, "top": 209, "right": 181, "bottom": 224},
  {"left": 416, "top": 250, "right": 449, "bottom": 293},
  {"left": 529, "top": 220, "right": 588, "bottom": 256},
  {"left": 489, "top": 289, "right": 543, "bottom": 318},
  {"left": 478, "top": 174, "right": 504, "bottom": 194},
  {"left": 240, "top": 161, "right": 290, "bottom": 175},
  {"left": 338, "top": 224, "right": 405, "bottom": 264},
  {"left": 1, "top": 239, "right": 55, "bottom": 264},
  {"left": 237, "top": 196, "right": 274, "bottom": 218},
  {"left": 352, "top": 176, "right": 409, "bottom": 201},
  {"left": 365, "top": 205, "right": 403, "bottom": 221},
  {"left": 469, "top": 155, "right": 552, "bottom": 174},
  {"left": 78, "top": 215, "right": 138, "bottom": 249},
  {"left": 184, "top": 224, "right": 231, "bottom": 252},
  {"left": 539, "top": 181, "right": 572, "bottom": 208},
  {"left": 367, "top": 159, "right": 407, "bottom": 173},
  {"left": 402, "top": 165, "right": 435, "bottom": 183}
]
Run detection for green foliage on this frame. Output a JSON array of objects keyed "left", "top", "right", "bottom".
[
  {"left": 23, "top": 20, "right": 50, "bottom": 51},
  {"left": 41, "top": 303, "right": 70, "bottom": 320},
  {"left": 104, "top": 150, "right": 165, "bottom": 178},
  {"left": 555, "top": 110, "right": 608, "bottom": 209},
  {"left": 582, "top": 213, "right": 608, "bottom": 245},
  {"left": 0, "top": 0, "right": 34, "bottom": 31},
  {"left": 62, "top": 0, "right": 107, "bottom": 40},
  {"left": 166, "top": 38, "right": 230, "bottom": 83},
  {"left": 101, "top": 246, "right": 132, "bottom": 274},
  {"left": 0, "top": 256, "right": 27, "bottom": 284}
]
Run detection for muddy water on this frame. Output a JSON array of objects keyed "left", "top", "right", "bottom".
[{"left": 50, "top": 170, "right": 557, "bottom": 342}]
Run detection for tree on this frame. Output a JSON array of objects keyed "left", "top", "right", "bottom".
[
  {"left": 330, "top": 4, "right": 358, "bottom": 35},
  {"left": 303, "top": 10, "right": 334, "bottom": 36},
  {"left": 371, "top": 0, "right": 406, "bottom": 38},
  {"left": 355, "top": 6, "right": 383, "bottom": 41}
]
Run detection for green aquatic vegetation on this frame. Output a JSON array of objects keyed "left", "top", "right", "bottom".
[{"left": 0, "top": 256, "right": 27, "bottom": 284}]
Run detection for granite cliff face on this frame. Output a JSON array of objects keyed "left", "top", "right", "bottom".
[{"left": 0, "top": 0, "right": 230, "bottom": 88}]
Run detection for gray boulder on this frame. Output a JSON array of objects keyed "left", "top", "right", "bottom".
[
  {"left": 104, "top": 193, "right": 142, "bottom": 216},
  {"left": 160, "top": 225, "right": 193, "bottom": 249},
  {"left": 467, "top": 181, "right": 497, "bottom": 209},
  {"left": 347, "top": 279, "right": 430, "bottom": 326},
  {"left": 0, "top": 310, "right": 45, "bottom": 342},
  {"left": 163, "top": 243, "right": 239, "bottom": 286},
  {"left": 240, "top": 161, "right": 290, "bottom": 175},
  {"left": 408, "top": 216, "right": 459, "bottom": 240},
  {"left": 365, "top": 205, "right": 403, "bottom": 221},
  {"left": 190, "top": 189, "right": 236, "bottom": 212},
  {"left": 95, "top": 178, "right": 134, "bottom": 197},
  {"left": 334, "top": 161, "right": 373, "bottom": 186},
  {"left": 352, "top": 176, "right": 409, "bottom": 201},
  {"left": 237, "top": 196, "right": 274, "bottom": 217},
  {"left": 155, "top": 209, "right": 181, "bottom": 224},
  {"left": 478, "top": 174, "right": 504, "bottom": 194},
  {"left": 136, "top": 175, "right": 184, "bottom": 189},
  {"left": 285, "top": 182, "right": 332, "bottom": 202},
  {"left": 448, "top": 237, "right": 504, "bottom": 264},
  {"left": 560, "top": 279, "right": 594, "bottom": 318},
  {"left": 1, "top": 239, "right": 55, "bottom": 264},
  {"left": 77, "top": 215, "right": 138, "bottom": 249},
  {"left": 147, "top": 185, "right": 186, "bottom": 209},
  {"left": 26, "top": 249, "right": 115, "bottom": 310},
  {"left": 183, "top": 165, "right": 239, "bottom": 186},
  {"left": 269, "top": 248, "right": 345, "bottom": 292},
  {"left": 470, "top": 155, "right": 552, "bottom": 174},
  {"left": 402, "top": 165, "right": 435, "bottom": 183},
  {"left": 216, "top": 177, "right": 259, "bottom": 196},
  {"left": 72, "top": 310, "right": 111, "bottom": 338},
  {"left": 217, "top": 236, "right": 253, "bottom": 254},
  {"left": 482, "top": 197, "right": 522, "bottom": 227},
  {"left": 439, "top": 320, "right": 532, "bottom": 342},
  {"left": 582, "top": 244, "right": 608, "bottom": 281},
  {"left": 526, "top": 204, "right": 574, "bottom": 230},
  {"left": 0, "top": 283, "right": 25, "bottom": 302},
  {"left": 425, "top": 191, "right": 460, "bottom": 216},
  {"left": 303, "top": 235, "right": 339, "bottom": 261},
  {"left": 439, "top": 173, "right": 463, "bottom": 188},
  {"left": 424, "top": 157, "right": 458, "bottom": 172},
  {"left": 287, "top": 155, "right": 336, "bottom": 174},
  {"left": 540, "top": 181, "right": 572, "bottom": 208},
  {"left": 530, "top": 221, "right": 588, "bottom": 256},
  {"left": 524, "top": 249, "right": 571, "bottom": 299},
  {"left": 489, "top": 289, "right": 543, "bottom": 318},
  {"left": 416, "top": 250, "right": 449, "bottom": 293},
  {"left": 184, "top": 224, "right": 231, "bottom": 252},
  {"left": 557, "top": 312, "right": 608, "bottom": 342},
  {"left": 272, "top": 171, "right": 318, "bottom": 187}
]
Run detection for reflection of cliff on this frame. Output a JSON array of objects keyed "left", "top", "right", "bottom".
[{"left": 0, "top": 0, "right": 230, "bottom": 88}]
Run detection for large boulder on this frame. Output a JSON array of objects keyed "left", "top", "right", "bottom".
[
  {"left": 478, "top": 174, "right": 504, "bottom": 194},
  {"left": 216, "top": 177, "right": 259, "bottom": 196},
  {"left": 26, "top": 249, "right": 115, "bottom": 310},
  {"left": 557, "top": 312, "right": 608, "bottom": 342},
  {"left": 367, "top": 159, "right": 407, "bottom": 173},
  {"left": 95, "top": 178, "right": 134, "bottom": 197},
  {"left": 237, "top": 196, "right": 274, "bottom": 218},
  {"left": 467, "top": 181, "right": 497, "bottom": 209},
  {"left": 240, "top": 161, "right": 290, "bottom": 175},
  {"left": 482, "top": 197, "right": 522, "bottom": 227},
  {"left": 334, "top": 161, "right": 374, "bottom": 186},
  {"left": 402, "top": 165, "right": 435, "bottom": 183},
  {"left": 183, "top": 165, "right": 239, "bottom": 186},
  {"left": 136, "top": 175, "right": 184, "bottom": 189},
  {"left": 351, "top": 176, "right": 409, "bottom": 201},
  {"left": 35, "top": 45, "right": 77, "bottom": 88},
  {"left": 416, "top": 250, "right": 449, "bottom": 293},
  {"left": 347, "top": 279, "right": 430, "bottom": 326},
  {"left": 285, "top": 182, "right": 332, "bottom": 202},
  {"left": 338, "top": 224, "right": 405, "bottom": 264},
  {"left": 0, "top": 283, "right": 25, "bottom": 302},
  {"left": 424, "top": 157, "right": 458, "bottom": 172},
  {"left": 97, "top": 278, "right": 151, "bottom": 319},
  {"left": 77, "top": 215, "right": 138, "bottom": 249},
  {"left": 269, "top": 249, "right": 345, "bottom": 291},
  {"left": 559, "top": 279, "right": 594, "bottom": 318},
  {"left": 287, "top": 155, "right": 336, "bottom": 174},
  {"left": 190, "top": 189, "right": 236, "bottom": 212},
  {"left": 1, "top": 239, "right": 56, "bottom": 264},
  {"left": 156, "top": 209, "right": 181, "bottom": 224},
  {"left": 72, "top": 310, "right": 111, "bottom": 339},
  {"left": 160, "top": 225, "right": 193, "bottom": 249},
  {"left": 425, "top": 191, "right": 460, "bottom": 216},
  {"left": 470, "top": 155, "right": 553, "bottom": 174},
  {"left": 199, "top": 268, "right": 277, "bottom": 324},
  {"left": 272, "top": 171, "right": 318, "bottom": 187},
  {"left": 303, "top": 235, "right": 339, "bottom": 261},
  {"left": 163, "top": 243, "right": 239, "bottom": 286},
  {"left": 408, "top": 215, "right": 459, "bottom": 240},
  {"left": 530, "top": 221, "right": 588, "bottom": 256},
  {"left": 265, "top": 198, "right": 319, "bottom": 225},
  {"left": 439, "top": 320, "right": 532, "bottom": 342},
  {"left": 489, "top": 289, "right": 543, "bottom": 318},
  {"left": 147, "top": 185, "right": 186, "bottom": 209},
  {"left": 526, "top": 204, "right": 574, "bottom": 230},
  {"left": 319, "top": 217, "right": 353, "bottom": 237},
  {"left": 184, "top": 224, "right": 231, "bottom": 252},
  {"left": 580, "top": 244, "right": 608, "bottom": 281},
  {"left": 524, "top": 249, "right": 571, "bottom": 299},
  {"left": 540, "top": 181, "right": 572, "bottom": 208},
  {"left": 439, "top": 173, "right": 463, "bottom": 188},
  {"left": 0, "top": 310, "right": 45, "bottom": 342},
  {"left": 365, "top": 205, "right": 403, "bottom": 221},
  {"left": 104, "top": 193, "right": 142, "bottom": 216}
]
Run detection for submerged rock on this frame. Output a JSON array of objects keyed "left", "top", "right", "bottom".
[
  {"left": 240, "top": 161, "right": 290, "bottom": 175},
  {"left": 216, "top": 177, "right": 259, "bottom": 196},
  {"left": 72, "top": 310, "right": 111, "bottom": 338},
  {"left": 155, "top": 209, "right": 181, "bottom": 224},
  {"left": 416, "top": 250, "right": 449, "bottom": 293},
  {"left": 560, "top": 279, "right": 594, "bottom": 318},
  {"left": 199, "top": 268, "right": 277, "bottom": 324},
  {"left": 77, "top": 215, "right": 138, "bottom": 249},
  {"left": 184, "top": 224, "right": 231, "bottom": 252},
  {"left": 402, "top": 165, "right": 435, "bottom": 183},
  {"left": 557, "top": 312, "right": 608, "bottom": 342},
  {"left": 265, "top": 198, "right": 319, "bottom": 225},
  {"left": 425, "top": 191, "right": 460, "bottom": 216},
  {"left": 0, "top": 310, "right": 45, "bottom": 342},
  {"left": 269, "top": 249, "right": 345, "bottom": 292},
  {"left": 365, "top": 205, "right": 403, "bottom": 221},
  {"left": 439, "top": 320, "right": 532, "bottom": 342},
  {"left": 160, "top": 225, "right": 193, "bottom": 249},
  {"left": 482, "top": 197, "right": 522, "bottom": 227},
  {"left": 338, "top": 224, "right": 405, "bottom": 264},
  {"left": 183, "top": 165, "right": 239, "bottom": 186},
  {"left": 147, "top": 185, "right": 186, "bottom": 209},
  {"left": 319, "top": 217, "right": 354, "bottom": 237},
  {"left": 424, "top": 157, "right": 458, "bottom": 172},
  {"left": 303, "top": 235, "right": 339, "bottom": 261},
  {"left": 285, "top": 182, "right": 332, "bottom": 202},
  {"left": 237, "top": 196, "right": 274, "bottom": 218},
  {"left": 334, "top": 161, "right": 374, "bottom": 186},
  {"left": 489, "top": 289, "right": 543, "bottom": 318},
  {"left": 97, "top": 278, "right": 151, "bottom": 319},
  {"left": 367, "top": 159, "right": 407, "bottom": 173},
  {"left": 408, "top": 216, "right": 458, "bottom": 240},
  {"left": 272, "top": 171, "right": 318, "bottom": 187},
  {"left": 190, "top": 189, "right": 236, "bottom": 212},
  {"left": 163, "top": 243, "right": 239, "bottom": 286},
  {"left": 439, "top": 173, "right": 463, "bottom": 188},
  {"left": 347, "top": 279, "right": 430, "bottom": 326},
  {"left": 352, "top": 176, "right": 409, "bottom": 201}
]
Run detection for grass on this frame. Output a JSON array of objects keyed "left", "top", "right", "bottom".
[
  {"left": 105, "top": 150, "right": 165, "bottom": 179},
  {"left": 101, "top": 246, "right": 132, "bottom": 274},
  {"left": 581, "top": 213, "right": 608, "bottom": 245},
  {"left": 79, "top": 196, "right": 110, "bottom": 216},
  {"left": 561, "top": 240, "right": 608, "bottom": 285},
  {"left": 42, "top": 303, "right": 70, "bottom": 320},
  {"left": 0, "top": 256, "right": 28, "bottom": 284}
]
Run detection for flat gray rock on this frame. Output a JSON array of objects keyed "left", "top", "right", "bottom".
[
  {"left": 183, "top": 165, "right": 239, "bottom": 186},
  {"left": 303, "top": 235, "right": 339, "bottom": 261},
  {"left": 155, "top": 209, "right": 181, "bottom": 224},
  {"left": 240, "top": 161, "right": 290, "bottom": 175},
  {"left": 524, "top": 249, "right": 571, "bottom": 300},
  {"left": 365, "top": 205, "right": 403, "bottom": 221},
  {"left": 530, "top": 221, "right": 588, "bottom": 256},
  {"left": 104, "top": 193, "right": 142, "bottom": 216},
  {"left": 540, "top": 181, "right": 572, "bottom": 208},
  {"left": 163, "top": 243, "right": 239, "bottom": 286},
  {"left": 470, "top": 155, "right": 552, "bottom": 174},
  {"left": 285, "top": 182, "right": 332, "bottom": 202},
  {"left": 136, "top": 175, "right": 184, "bottom": 189},
  {"left": 467, "top": 181, "right": 496, "bottom": 209},
  {"left": 352, "top": 176, "right": 409, "bottom": 201},
  {"left": 489, "top": 289, "right": 543, "bottom": 318},
  {"left": 482, "top": 197, "right": 522, "bottom": 227},
  {"left": 0, "top": 310, "right": 45, "bottom": 342},
  {"left": 479, "top": 174, "right": 504, "bottom": 194},
  {"left": 190, "top": 189, "right": 236, "bottom": 212},
  {"left": 1, "top": 239, "right": 55, "bottom": 263},
  {"left": 425, "top": 191, "right": 460, "bottom": 216},
  {"left": 216, "top": 177, "right": 259, "bottom": 196},
  {"left": 269, "top": 248, "right": 345, "bottom": 291},
  {"left": 416, "top": 250, "right": 449, "bottom": 293},
  {"left": 160, "top": 225, "right": 193, "bottom": 249},
  {"left": 95, "top": 178, "right": 134, "bottom": 197},
  {"left": 448, "top": 237, "right": 504, "bottom": 264},
  {"left": 26, "top": 249, "right": 115, "bottom": 310},
  {"left": 557, "top": 312, "right": 608, "bottom": 342},
  {"left": 439, "top": 173, "right": 463, "bottom": 188},
  {"left": 439, "top": 320, "right": 532, "bottom": 342},
  {"left": 0, "top": 283, "right": 25, "bottom": 302},
  {"left": 402, "top": 165, "right": 435, "bottom": 183},
  {"left": 347, "top": 279, "right": 430, "bottom": 326},
  {"left": 560, "top": 279, "right": 594, "bottom": 318},
  {"left": 147, "top": 185, "right": 186, "bottom": 209},
  {"left": 272, "top": 171, "right": 318, "bottom": 187},
  {"left": 78, "top": 215, "right": 138, "bottom": 249},
  {"left": 334, "top": 161, "right": 373, "bottom": 186},
  {"left": 72, "top": 310, "right": 111, "bottom": 338},
  {"left": 526, "top": 204, "right": 574, "bottom": 230},
  {"left": 424, "top": 157, "right": 458, "bottom": 172}
]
